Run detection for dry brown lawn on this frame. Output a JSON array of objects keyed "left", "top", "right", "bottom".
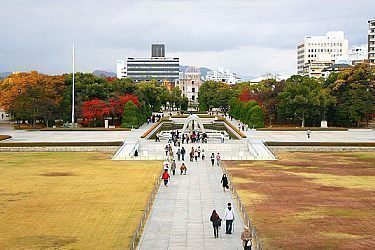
[
  {"left": 225, "top": 152, "right": 375, "bottom": 250},
  {"left": 0, "top": 152, "right": 161, "bottom": 249}
]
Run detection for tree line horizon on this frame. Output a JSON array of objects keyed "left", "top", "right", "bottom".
[{"left": 0, "top": 62, "right": 373, "bottom": 128}]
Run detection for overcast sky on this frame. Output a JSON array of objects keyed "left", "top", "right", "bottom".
[{"left": 0, "top": 0, "right": 374, "bottom": 77}]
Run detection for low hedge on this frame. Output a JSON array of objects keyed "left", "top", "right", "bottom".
[
  {"left": 0, "top": 135, "right": 12, "bottom": 141},
  {"left": 265, "top": 141, "right": 375, "bottom": 147},
  {"left": 257, "top": 127, "right": 348, "bottom": 131},
  {"left": 141, "top": 117, "right": 170, "bottom": 138},
  {"left": 41, "top": 128, "right": 131, "bottom": 131},
  {"left": 171, "top": 115, "right": 216, "bottom": 119},
  {"left": 0, "top": 141, "right": 123, "bottom": 147},
  {"left": 217, "top": 118, "right": 246, "bottom": 138}
]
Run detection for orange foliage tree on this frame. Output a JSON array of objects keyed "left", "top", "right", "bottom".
[{"left": 0, "top": 71, "right": 65, "bottom": 127}]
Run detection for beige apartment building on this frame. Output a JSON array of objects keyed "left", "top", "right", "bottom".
[{"left": 175, "top": 66, "right": 203, "bottom": 107}]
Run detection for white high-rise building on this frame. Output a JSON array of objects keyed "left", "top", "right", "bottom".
[
  {"left": 348, "top": 45, "right": 368, "bottom": 65},
  {"left": 368, "top": 18, "right": 375, "bottom": 64},
  {"left": 206, "top": 67, "right": 241, "bottom": 85},
  {"left": 297, "top": 31, "right": 349, "bottom": 75}
]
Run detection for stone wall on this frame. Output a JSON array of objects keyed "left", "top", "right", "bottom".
[
  {"left": 0, "top": 146, "right": 119, "bottom": 152},
  {"left": 269, "top": 146, "right": 375, "bottom": 152}
]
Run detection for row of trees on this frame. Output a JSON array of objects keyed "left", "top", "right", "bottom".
[
  {"left": 1, "top": 63, "right": 373, "bottom": 128},
  {"left": 0, "top": 72, "right": 188, "bottom": 127},
  {"left": 198, "top": 63, "right": 374, "bottom": 127},
  {"left": 229, "top": 99, "right": 264, "bottom": 128}
]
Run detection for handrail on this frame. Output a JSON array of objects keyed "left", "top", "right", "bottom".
[
  {"left": 140, "top": 117, "right": 170, "bottom": 139},
  {"left": 219, "top": 163, "right": 265, "bottom": 249},
  {"left": 112, "top": 140, "right": 126, "bottom": 160},
  {"left": 216, "top": 117, "right": 247, "bottom": 139},
  {"left": 262, "top": 140, "right": 277, "bottom": 160},
  {"left": 130, "top": 167, "right": 163, "bottom": 249}
]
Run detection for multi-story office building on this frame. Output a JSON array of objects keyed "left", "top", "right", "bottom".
[
  {"left": 368, "top": 18, "right": 375, "bottom": 64},
  {"left": 116, "top": 44, "right": 179, "bottom": 83},
  {"left": 175, "top": 66, "right": 203, "bottom": 107},
  {"left": 297, "top": 31, "right": 349, "bottom": 75},
  {"left": 303, "top": 59, "right": 334, "bottom": 78},
  {"left": 206, "top": 67, "right": 241, "bottom": 85},
  {"left": 348, "top": 45, "right": 368, "bottom": 65}
]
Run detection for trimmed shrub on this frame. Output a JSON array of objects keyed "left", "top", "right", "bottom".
[
  {"left": 249, "top": 105, "right": 264, "bottom": 128},
  {"left": 121, "top": 101, "right": 140, "bottom": 129}
]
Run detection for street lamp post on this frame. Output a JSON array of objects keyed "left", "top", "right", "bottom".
[{"left": 71, "top": 43, "right": 75, "bottom": 127}]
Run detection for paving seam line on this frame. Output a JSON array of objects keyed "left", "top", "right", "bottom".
[{"left": 219, "top": 161, "right": 265, "bottom": 250}]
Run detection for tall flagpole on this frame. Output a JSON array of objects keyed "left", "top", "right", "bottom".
[{"left": 72, "top": 43, "right": 75, "bottom": 126}]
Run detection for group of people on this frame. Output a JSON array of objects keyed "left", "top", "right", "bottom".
[
  {"left": 160, "top": 143, "right": 252, "bottom": 249},
  {"left": 188, "top": 146, "right": 206, "bottom": 162},
  {"left": 182, "top": 131, "right": 208, "bottom": 144},
  {"left": 210, "top": 203, "right": 252, "bottom": 249},
  {"left": 161, "top": 160, "right": 188, "bottom": 187},
  {"left": 147, "top": 114, "right": 163, "bottom": 124}
]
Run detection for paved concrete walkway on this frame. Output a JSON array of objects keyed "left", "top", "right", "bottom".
[
  {"left": 225, "top": 116, "right": 375, "bottom": 142},
  {"left": 0, "top": 122, "right": 154, "bottom": 143},
  {"left": 138, "top": 158, "right": 244, "bottom": 250}
]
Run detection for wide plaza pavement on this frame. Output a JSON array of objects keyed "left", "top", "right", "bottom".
[{"left": 138, "top": 157, "right": 244, "bottom": 250}]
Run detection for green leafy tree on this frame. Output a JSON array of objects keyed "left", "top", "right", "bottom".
[
  {"left": 198, "top": 81, "right": 232, "bottom": 111},
  {"left": 278, "top": 76, "right": 333, "bottom": 127},
  {"left": 326, "top": 63, "right": 375, "bottom": 127},
  {"left": 121, "top": 101, "right": 140, "bottom": 128},
  {"left": 249, "top": 105, "right": 264, "bottom": 128}
]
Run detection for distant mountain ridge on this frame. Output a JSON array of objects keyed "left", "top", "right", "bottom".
[
  {"left": 0, "top": 72, "right": 12, "bottom": 80},
  {"left": 179, "top": 65, "right": 211, "bottom": 78},
  {"left": 92, "top": 70, "right": 116, "bottom": 78}
]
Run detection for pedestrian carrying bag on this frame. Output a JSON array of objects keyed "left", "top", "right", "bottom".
[{"left": 246, "top": 240, "right": 252, "bottom": 247}]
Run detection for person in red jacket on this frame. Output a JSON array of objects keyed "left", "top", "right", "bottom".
[{"left": 162, "top": 169, "right": 170, "bottom": 187}]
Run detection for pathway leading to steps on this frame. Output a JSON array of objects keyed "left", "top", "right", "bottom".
[{"left": 138, "top": 158, "right": 244, "bottom": 250}]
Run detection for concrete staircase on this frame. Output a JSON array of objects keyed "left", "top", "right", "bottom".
[
  {"left": 112, "top": 139, "right": 276, "bottom": 161},
  {"left": 248, "top": 139, "right": 277, "bottom": 160}
]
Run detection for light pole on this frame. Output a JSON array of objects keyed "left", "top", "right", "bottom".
[{"left": 71, "top": 43, "right": 75, "bottom": 127}]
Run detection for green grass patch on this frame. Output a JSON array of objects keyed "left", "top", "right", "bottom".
[{"left": 287, "top": 172, "right": 375, "bottom": 191}]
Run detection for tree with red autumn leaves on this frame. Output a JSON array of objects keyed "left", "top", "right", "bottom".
[
  {"left": 81, "top": 99, "right": 111, "bottom": 126},
  {"left": 109, "top": 94, "right": 139, "bottom": 122}
]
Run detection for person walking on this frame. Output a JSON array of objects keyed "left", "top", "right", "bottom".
[
  {"left": 210, "top": 153, "right": 215, "bottom": 166},
  {"left": 221, "top": 133, "right": 225, "bottom": 143},
  {"left": 190, "top": 148, "right": 194, "bottom": 162},
  {"left": 216, "top": 153, "right": 221, "bottom": 167},
  {"left": 171, "top": 160, "right": 176, "bottom": 175},
  {"left": 307, "top": 130, "right": 311, "bottom": 139},
  {"left": 201, "top": 149, "right": 206, "bottom": 161},
  {"left": 176, "top": 148, "right": 181, "bottom": 161},
  {"left": 210, "top": 210, "right": 222, "bottom": 239},
  {"left": 194, "top": 149, "right": 198, "bottom": 162},
  {"left": 221, "top": 174, "right": 229, "bottom": 192},
  {"left": 181, "top": 147, "right": 186, "bottom": 161},
  {"left": 162, "top": 170, "right": 170, "bottom": 187},
  {"left": 165, "top": 144, "right": 169, "bottom": 156},
  {"left": 241, "top": 226, "right": 252, "bottom": 250},
  {"left": 224, "top": 202, "right": 234, "bottom": 234}
]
